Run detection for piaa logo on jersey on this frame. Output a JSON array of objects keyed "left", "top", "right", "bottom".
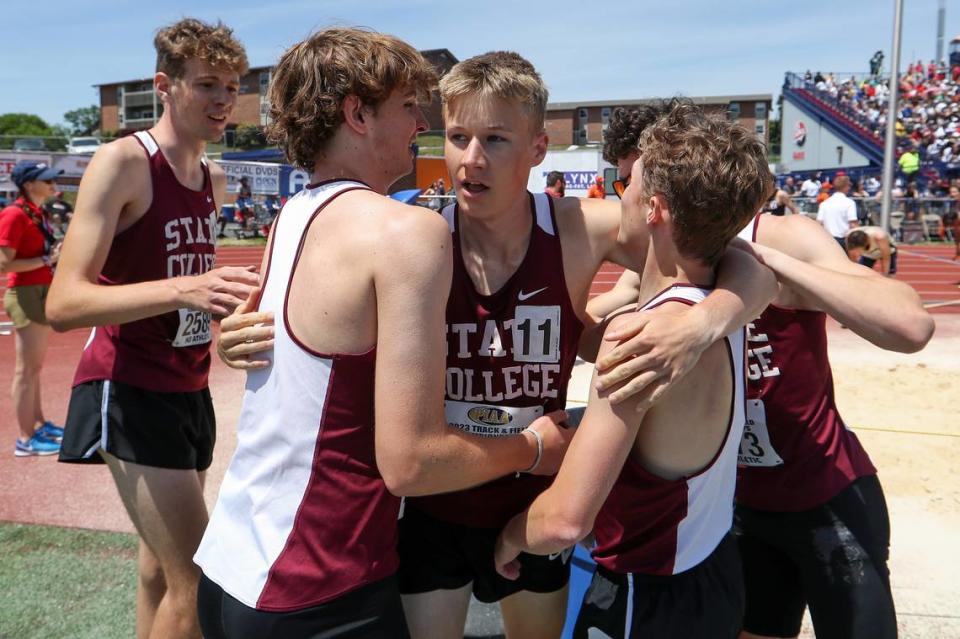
[
  {"left": 467, "top": 406, "right": 513, "bottom": 427},
  {"left": 793, "top": 121, "right": 807, "bottom": 147}
]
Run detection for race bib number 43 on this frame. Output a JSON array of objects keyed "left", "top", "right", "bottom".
[
  {"left": 172, "top": 309, "right": 212, "bottom": 347},
  {"left": 738, "top": 399, "right": 785, "bottom": 467}
]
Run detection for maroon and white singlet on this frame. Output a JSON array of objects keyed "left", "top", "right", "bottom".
[
  {"left": 735, "top": 214, "right": 876, "bottom": 512},
  {"left": 194, "top": 180, "right": 402, "bottom": 611},
  {"left": 409, "top": 193, "right": 583, "bottom": 529},
  {"left": 591, "top": 285, "right": 747, "bottom": 576},
  {"left": 72, "top": 131, "right": 217, "bottom": 393}
]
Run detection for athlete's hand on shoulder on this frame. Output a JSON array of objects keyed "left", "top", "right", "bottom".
[
  {"left": 594, "top": 307, "right": 710, "bottom": 409},
  {"left": 728, "top": 237, "right": 780, "bottom": 271},
  {"left": 493, "top": 521, "right": 523, "bottom": 580},
  {"left": 525, "top": 410, "right": 574, "bottom": 475},
  {"left": 217, "top": 285, "right": 275, "bottom": 370},
  {"left": 173, "top": 265, "right": 260, "bottom": 316}
]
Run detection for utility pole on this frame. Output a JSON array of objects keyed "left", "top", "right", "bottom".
[
  {"left": 881, "top": 0, "right": 905, "bottom": 232},
  {"left": 937, "top": 0, "right": 946, "bottom": 64}
]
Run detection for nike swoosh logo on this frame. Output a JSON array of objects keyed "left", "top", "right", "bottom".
[
  {"left": 548, "top": 547, "right": 573, "bottom": 563},
  {"left": 518, "top": 287, "right": 548, "bottom": 301}
]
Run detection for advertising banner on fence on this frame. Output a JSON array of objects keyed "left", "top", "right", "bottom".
[
  {"left": 220, "top": 160, "right": 281, "bottom": 194},
  {"left": 526, "top": 148, "right": 614, "bottom": 197},
  {"left": 279, "top": 165, "right": 311, "bottom": 198},
  {"left": 52, "top": 154, "right": 94, "bottom": 178}
]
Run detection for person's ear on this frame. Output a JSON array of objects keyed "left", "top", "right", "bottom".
[
  {"left": 155, "top": 72, "right": 172, "bottom": 104},
  {"left": 648, "top": 193, "right": 668, "bottom": 226},
  {"left": 530, "top": 131, "right": 548, "bottom": 166},
  {"left": 343, "top": 95, "right": 368, "bottom": 134}
]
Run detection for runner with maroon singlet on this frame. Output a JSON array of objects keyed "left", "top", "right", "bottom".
[{"left": 48, "top": 19, "right": 258, "bottom": 639}]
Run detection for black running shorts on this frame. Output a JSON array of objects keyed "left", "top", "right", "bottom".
[
  {"left": 573, "top": 533, "right": 744, "bottom": 639},
  {"left": 397, "top": 504, "right": 572, "bottom": 603},
  {"left": 198, "top": 573, "right": 410, "bottom": 639},
  {"left": 59, "top": 380, "right": 216, "bottom": 471},
  {"left": 734, "top": 474, "right": 897, "bottom": 639}
]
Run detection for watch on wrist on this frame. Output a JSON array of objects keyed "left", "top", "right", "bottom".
[{"left": 41, "top": 255, "right": 52, "bottom": 268}]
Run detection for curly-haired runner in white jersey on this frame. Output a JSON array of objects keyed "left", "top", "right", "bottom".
[
  {"left": 595, "top": 105, "right": 934, "bottom": 638},
  {"left": 495, "top": 103, "right": 776, "bottom": 639}
]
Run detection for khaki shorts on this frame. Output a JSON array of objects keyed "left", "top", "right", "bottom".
[{"left": 4, "top": 284, "right": 49, "bottom": 328}]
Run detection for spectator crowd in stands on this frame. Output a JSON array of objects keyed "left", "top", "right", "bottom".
[{"left": 802, "top": 59, "right": 960, "bottom": 182}]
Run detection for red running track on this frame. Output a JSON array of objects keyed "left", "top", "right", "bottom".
[
  {"left": 0, "top": 243, "right": 957, "bottom": 535},
  {"left": 211, "top": 244, "right": 960, "bottom": 311},
  {"left": 585, "top": 245, "right": 960, "bottom": 314}
]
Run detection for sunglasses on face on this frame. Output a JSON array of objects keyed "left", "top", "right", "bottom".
[{"left": 612, "top": 175, "right": 631, "bottom": 199}]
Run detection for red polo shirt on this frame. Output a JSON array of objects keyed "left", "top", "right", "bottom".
[{"left": 0, "top": 198, "right": 54, "bottom": 288}]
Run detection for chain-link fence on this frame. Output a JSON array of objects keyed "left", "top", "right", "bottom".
[{"left": 790, "top": 196, "right": 957, "bottom": 243}]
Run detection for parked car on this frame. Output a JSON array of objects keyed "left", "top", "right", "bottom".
[
  {"left": 13, "top": 138, "right": 45, "bottom": 152},
  {"left": 66, "top": 137, "right": 101, "bottom": 155}
]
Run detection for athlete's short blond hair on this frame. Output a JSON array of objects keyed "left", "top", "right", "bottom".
[{"left": 440, "top": 51, "right": 548, "bottom": 134}]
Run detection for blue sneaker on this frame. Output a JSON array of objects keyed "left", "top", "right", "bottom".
[
  {"left": 15, "top": 432, "right": 61, "bottom": 457},
  {"left": 36, "top": 421, "right": 64, "bottom": 442}
]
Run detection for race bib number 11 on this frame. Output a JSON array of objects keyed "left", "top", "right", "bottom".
[
  {"left": 738, "top": 399, "right": 785, "bottom": 467},
  {"left": 513, "top": 305, "right": 561, "bottom": 363},
  {"left": 172, "top": 309, "right": 212, "bottom": 347}
]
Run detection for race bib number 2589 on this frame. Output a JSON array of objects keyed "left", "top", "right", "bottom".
[{"left": 172, "top": 309, "right": 212, "bottom": 347}]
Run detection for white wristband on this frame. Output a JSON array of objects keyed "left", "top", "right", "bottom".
[{"left": 518, "top": 427, "right": 544, "bottom": 475}]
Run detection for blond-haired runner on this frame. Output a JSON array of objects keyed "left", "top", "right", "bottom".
[
  {"left": 49, "top": 18, "right": 258, "bottom": 639},
  {"left": 193, "top": 30, "right": 573, "bottom": 639},
  {"left": 219, "top": 51, "right": 774, "bottom": 638}
]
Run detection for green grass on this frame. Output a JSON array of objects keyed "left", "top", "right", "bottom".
[{"left": 0, "top": 522, "right": 137, "bottom": 638}]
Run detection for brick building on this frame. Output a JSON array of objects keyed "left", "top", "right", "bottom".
[
  {"left": 96, "top": 49, "right": 459, "bottom": 139},
  {"left": 545, "top": 95, "right": 773, "bottom": 148}
]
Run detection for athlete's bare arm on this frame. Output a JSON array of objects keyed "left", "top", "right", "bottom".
[
  {"left": 778, "top": 190, "right": 800, "bottom": 215},
  {"left": 754, "top": 213, "right": 933, "bottom": 352},
  {"left": 494, "top": 309, "right": 730, "bottom": 576},
  {"left": 371, "top": 204, "right": 572, "bottom": 497},
  {"left": 561, "top": 198, "right": 775, "bottom": 404},
  {"left": 875, "top": 234, "right": 893, "bottom": 276},
  {"left": 578, "top": 270, "right": 641, "bottom": 362},
  {"left": 46, "top": 138, "right": 259, "bottom": 331}
]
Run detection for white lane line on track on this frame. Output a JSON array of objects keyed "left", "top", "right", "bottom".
[{"left": 898, "top": 249, "right": 960, "bottom": 266}]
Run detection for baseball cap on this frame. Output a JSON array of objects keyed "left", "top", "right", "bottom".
[{"left": 11, "top": 161, "right": 63, "bottom": 188}]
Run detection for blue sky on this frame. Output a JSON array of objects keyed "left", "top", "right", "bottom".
[{"left": 5, "top": 0, "right": 960, "bottom": 127}]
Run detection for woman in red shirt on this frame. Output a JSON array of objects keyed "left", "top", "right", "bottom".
[{"left": 0, "top": 161, "right": 63, "bottom": 456}]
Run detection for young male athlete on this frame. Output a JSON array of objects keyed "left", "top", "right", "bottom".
[
  {"left": 595, "top": 107, "right": 934, "bottom": 639},
  {"left": 845, "top": 225, "right": 898, "bottom": 276},
  {"left": 192, "top": 30, "right": 572, "bottom": 639},
  {"left": 218, "top": 53, "right": 773, "bottom": 639},
  {"left": 47, "top": 19, "right": 259, "bottom": 639},
  {"left": 495, "top": 102, "right": 774, "bottom": 639}
]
